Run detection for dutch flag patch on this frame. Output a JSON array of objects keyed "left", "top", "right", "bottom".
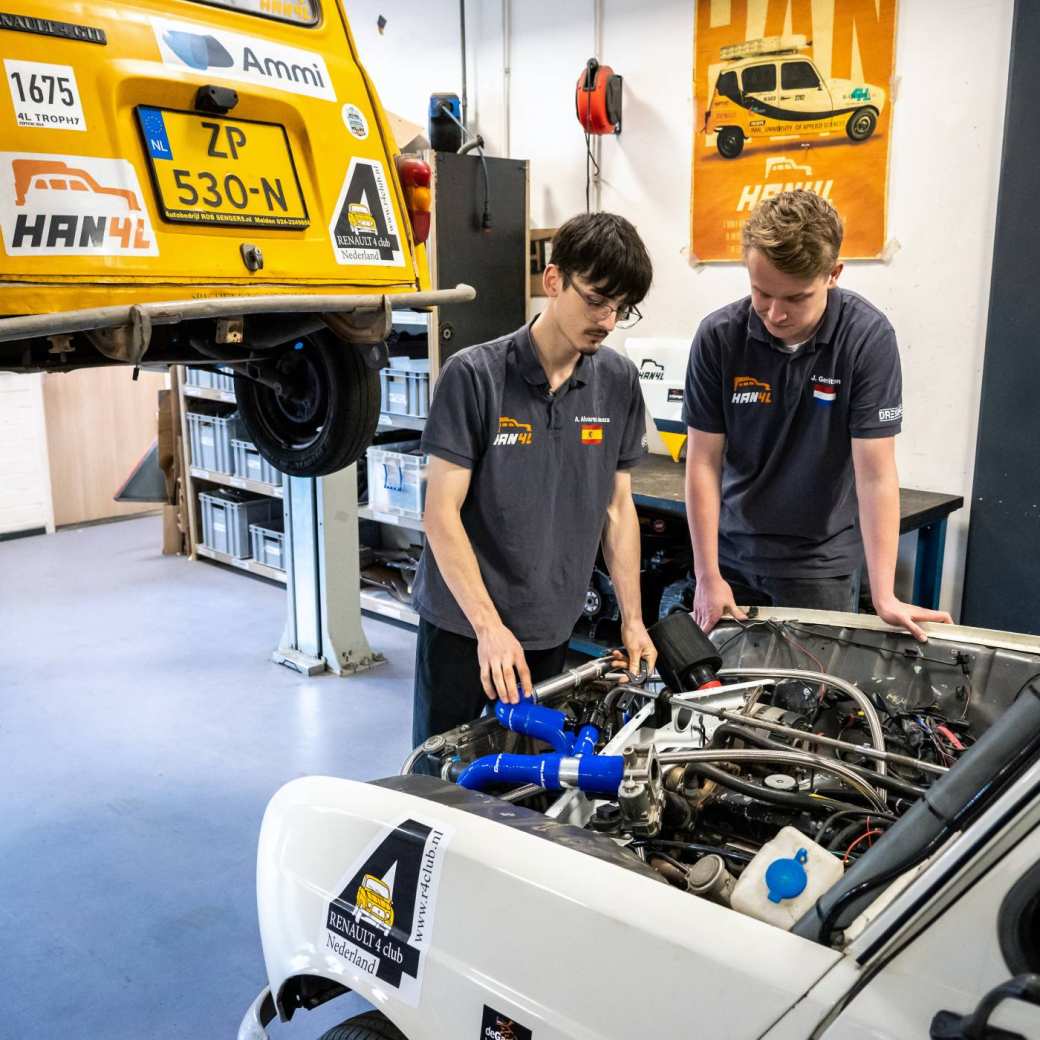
[{"left": 813, "top": 383, "right": 837, "bottom": 405}]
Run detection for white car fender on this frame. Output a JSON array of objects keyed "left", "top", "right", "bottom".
[{"left": 256, "top": 775, "right": 844, "bottom": 1039}]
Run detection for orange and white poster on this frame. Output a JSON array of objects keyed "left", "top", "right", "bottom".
[{"left": 691, "top": 0, "right": 897, "bottom": 261}]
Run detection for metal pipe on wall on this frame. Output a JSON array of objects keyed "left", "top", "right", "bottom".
[{"left": 502, "top": 0, "right": 511, "bottom": 157}]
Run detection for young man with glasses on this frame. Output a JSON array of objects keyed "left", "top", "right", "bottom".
[
  {"left": 410, "top": 212, "right": 656, "bottom": 749},
  {"left": 684, "top": 190, "right": 952, "bottom": 640}
]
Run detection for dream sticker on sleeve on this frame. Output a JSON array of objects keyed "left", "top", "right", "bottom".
[
  {"left": 323, "top": 816, "right": 452, "bottom": 1007},
  {"left": 328, "top": 157, "right": 403, "bottom": 267}
]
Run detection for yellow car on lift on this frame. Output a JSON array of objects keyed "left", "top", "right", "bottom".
[
  {"left": 704, "top": 35, "right": 887, "bottom": 160},
  {"left": 0, "top": 0, "right": 472, "bottom": 475}
]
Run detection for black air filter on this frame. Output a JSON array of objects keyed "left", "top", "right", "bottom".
[{"left": 649, "top": 612, "right": 722, "bottom": 692}]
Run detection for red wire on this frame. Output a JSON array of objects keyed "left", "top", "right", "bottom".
[
  {"left": 935, "top": 723, "right": 965, "bottom": 751},
  {"left": 843, "top": 828, "right": 883, "bottom": 864}
]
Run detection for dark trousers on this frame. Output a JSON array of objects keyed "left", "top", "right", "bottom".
[
  {"left": 713, "top": 564, "right": 858, "bottom": 613},
  {"left": 412, "top": 618, "right": 570, "bottom": 750}
]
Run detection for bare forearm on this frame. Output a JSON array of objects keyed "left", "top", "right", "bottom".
[
  {"left": 602, "top": 494, "right": 643, "bottom": 624},
  {"left": 857, "top": 469, "right": 901, "bottom": 606},
  {"left": 424, "top": 510, "right": 502, "bottom": 635},
  {"left": 686, "top": 458, "right": 723, "bottom": 580}
]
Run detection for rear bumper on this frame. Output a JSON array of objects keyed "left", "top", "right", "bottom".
[{"left": 0, "top": 283, "right": 475, "bottom": 365}]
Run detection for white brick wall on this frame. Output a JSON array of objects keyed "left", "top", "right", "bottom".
[{"left": 0, "top": 373, "right": 54, "bottom": 536}]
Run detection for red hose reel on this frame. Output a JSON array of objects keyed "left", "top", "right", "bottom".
[{"left": 575, "top": 58, "right": 623, "bottom": 135}]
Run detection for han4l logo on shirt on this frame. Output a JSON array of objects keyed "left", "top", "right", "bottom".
[
  {"left": 493, "top": 416, "right": 532, "bottom": 447},
  {"left": 732, "top": 375, "right": 772, "bottom": 405},
  {"left": 0, "top": 153, "right": 158, "bottom": 256}
]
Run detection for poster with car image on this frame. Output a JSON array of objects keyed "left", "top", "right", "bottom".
[{"left": 691, "top": 0, "right": 897, "bottom": 261}]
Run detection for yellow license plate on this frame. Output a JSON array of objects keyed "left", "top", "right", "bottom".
[{"left": 136, "top": 107, "right": 308, "bottom": 229}]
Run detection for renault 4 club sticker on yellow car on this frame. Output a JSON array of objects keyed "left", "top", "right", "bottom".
[
  {"left": 329, "top": 158, "right": 403, "bottom": 266},
  {"left": 324, "top": 817, "right": 453, "bottom": 1008},
  {"left": 0, "top": 153, "right": 157, "bottom": 256},
  {"left": 704, "top": 35, "right": 886, "bottom": 159}
]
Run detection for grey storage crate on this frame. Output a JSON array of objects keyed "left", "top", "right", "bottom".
[
  {"left": 199, "top": 489, "right": 278, "bottom": 558},
  {"left": 212, "top": 366, "right": 236, "bottom": 394},
  {"left": 231, "top": 438, "right": 283, "bottom": 487},
  {"left": 185, "top": 367, "right": 212, "bottom": 389},
  {"left": 185, "top": 366, "right": 235, "bottom": 393},
  {"left": 187, "top": 406, "right": 244, "bottom": 474},
  {"left": 249, "top": 519, "right": 285, "bottom": 571},
  {"left": 380, "top": 358, "right": 430, "bottom": 418}
]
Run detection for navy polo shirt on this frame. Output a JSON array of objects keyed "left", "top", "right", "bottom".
[
  {"left": 412, "top": 322, "right": 646, "bottom": 649},
  {"left": 683, "top": 287, "right": 902, "bottom": 577}
]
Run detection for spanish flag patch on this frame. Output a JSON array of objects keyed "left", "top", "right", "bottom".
[{"left": 580, "top": 423, "right": 603, "bottom": 445}]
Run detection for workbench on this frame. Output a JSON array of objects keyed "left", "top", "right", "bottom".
[{"left": 630, "top": 453, "right": 963, "bottom": 611}]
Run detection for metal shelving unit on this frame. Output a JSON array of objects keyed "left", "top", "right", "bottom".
[
  {"left": 196, "top": 543, "right": 287, "bottom": 585},
  {"left": 189, "top": 465, "right": 283, "bottom": 499},
  {"left": 359, "top": 588, "right": 420, "bottom": 626}
]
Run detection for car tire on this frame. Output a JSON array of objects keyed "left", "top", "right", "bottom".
[
  {"left": 716, "top": 126, "right": 745, "bottom": 158},
  {"left": 234, "top": 329, "right": 381, "bottom": 478},
  {"left": 845, "top": 107, "right": 878, "bottom": 142},
  {"left": 319, "top": 1011, "right": 408, "bottom": 1040}
]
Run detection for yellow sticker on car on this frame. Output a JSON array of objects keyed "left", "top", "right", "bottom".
[{"left": 136, "top": 106, "right": 308, "bottom": 229}]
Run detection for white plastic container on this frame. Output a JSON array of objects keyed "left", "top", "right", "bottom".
[{"left": 730, "top": 826, "right": 844, "bottom": 930}]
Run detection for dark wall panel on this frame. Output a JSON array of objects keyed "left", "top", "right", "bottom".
[{"left": 962, "top": 0, "right": 1040, "bottom": 632}]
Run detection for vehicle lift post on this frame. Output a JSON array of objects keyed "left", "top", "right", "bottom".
[{"left": 273, "top": 465, "right": 384, "bottom": 677}]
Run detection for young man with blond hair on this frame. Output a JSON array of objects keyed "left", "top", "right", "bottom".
[{"left": 683, "top": 189, "right": 952, "bottom": 640}]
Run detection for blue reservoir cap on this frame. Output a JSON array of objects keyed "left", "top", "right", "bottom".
[{"left": 765, "top": 848, "right": 809, "bottom": 904}]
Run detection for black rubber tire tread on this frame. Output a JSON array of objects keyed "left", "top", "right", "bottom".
[
  {"left": 845, "top": 106, "right": 877, "bottom": 142},
  {"left": 234, "top": 329, "right": 380, "bottom": 477},
  {"left": 717, "top": 126, "right": 744, "bottom": 158},
  {"left": 318, "top": 1010, "right": 409, "bottom": 1040}
]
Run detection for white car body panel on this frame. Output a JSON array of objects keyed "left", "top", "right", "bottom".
[{"left": 258, "top": 776, "right": 844, "bottom": 1038}]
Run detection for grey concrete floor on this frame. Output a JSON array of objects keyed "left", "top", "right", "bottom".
[{"left": 0, "top": 515, "right": 417, "bottom": 1039}]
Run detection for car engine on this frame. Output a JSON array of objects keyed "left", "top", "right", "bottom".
[{"left": 405, "top": 610, "right": 1040, "bottom": 943}]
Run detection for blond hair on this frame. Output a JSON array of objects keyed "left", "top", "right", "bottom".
[{"left": 742, "top": 190, "right": 843, "bottom": 279}]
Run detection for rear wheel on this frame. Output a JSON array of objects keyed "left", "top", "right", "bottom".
[
  {"left": 318, "top": 1010, "right": 408, "bottom": 1040},
  {"left": 846, "top": 107, "right": 877, "bottom": 142},
  {"left": 234, "top": 329, "right": 380, "bottom": 477},
  {"left": 716, "top": 126, "right": 745, "bottom": 158}
]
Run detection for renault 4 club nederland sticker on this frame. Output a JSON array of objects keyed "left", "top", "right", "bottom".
[
  {"left": 323, "top": 817, "right": 452, "bottom": 1007},
  {"left": 329, "top": 158, "right": 403, "bottom": 267},
  {"left": 0, "top": 153, "right": 157, "bottom": 256},
  {"left": 151, "top": 15, "right": 335, "bottom": 102},
  {"left": 4, "top": 60, "right": 87, "bottom": 131}
]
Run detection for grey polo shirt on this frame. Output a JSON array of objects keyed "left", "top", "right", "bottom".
[
  {"left": 412, "top": 322, "right": 646, "bottom": 649},
  {"left": 683, "top": 287, "right": 902, "bottom": 577}
]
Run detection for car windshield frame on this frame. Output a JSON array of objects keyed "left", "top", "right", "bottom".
[{"left": 187, "top": 0, "right": 320, "bottom": 28}]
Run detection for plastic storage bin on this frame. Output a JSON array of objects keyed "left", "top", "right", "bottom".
[
  {"left": 231, "top": 438, "right": 283, "bottom": 487},
  {"left": 249, "top": 519, "right": 286, "bottom": 571},
  {"left": 185, "top": 366, "right": 212, "bottom": 389},
  {"left": 199, "top": 489, "right": 278, "bottom": 558},
  {"left": 365, "top": 440, "right": 427, "bottom": 519},
  {"left": 185, "top": 365, "right": 235, "bottom": 393},
  {"left": 187, "top": 408, "right": 244, "bottom": 474},
  {"left": 380, "top": 357, "right": 430, "bottom": 419}
]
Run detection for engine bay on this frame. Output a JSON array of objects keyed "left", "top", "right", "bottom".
[{"left": 407, "top": 609, "right": 1040, "bottom": 945}]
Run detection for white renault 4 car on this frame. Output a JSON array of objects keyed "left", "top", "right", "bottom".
[{"left": 240, "top": 609, "right": 1040, "bottom": 1039}]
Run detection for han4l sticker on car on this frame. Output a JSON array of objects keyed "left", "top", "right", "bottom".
[
  {"left": 323, "top": 817, "right": 452, "bottom": 1007},
  {"left": 151, "top": 15, "right": 335, "bottom": 102},
  {"left": 0, "top": 153, "right": 157, "bottom": 256},
  {"left": 329, "top": 158, "right": 403, "bottom": 267},
  {"left": 4, "top": 60, "right": 87, "bottom": 131}
]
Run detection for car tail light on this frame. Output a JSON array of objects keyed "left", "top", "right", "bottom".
[{"left": 395, "top": 156, "right": 432, "bottom": 246}]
